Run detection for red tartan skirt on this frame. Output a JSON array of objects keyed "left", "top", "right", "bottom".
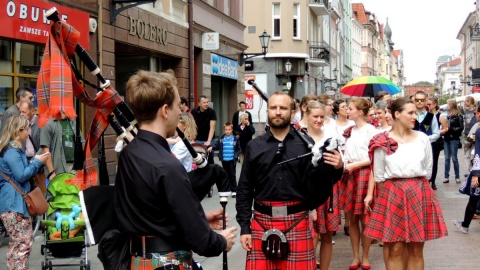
[
  {"left": 339, "top": 165, "right": 371, "bottom": 215},
  {"left": 363, "top": 177, "right": 448, "bottom": 243},
  {"left": 246, "top": 200, "right": 316, "bottom": 270},
  {"left": 315, "top": 182, "right": 341, "bottom": 234}
]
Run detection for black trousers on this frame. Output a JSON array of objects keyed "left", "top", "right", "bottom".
[
  {"left": 430, "top": 149, "right": 441, "bottom": 184},
  {"left": 462, "top": 195, "right": 480, "bottom": 228},
  {"left": 221, "top": 160, "right": 237, "bottom": 192}
]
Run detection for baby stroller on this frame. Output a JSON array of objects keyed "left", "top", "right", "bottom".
[{"left": 40, "top": 173, "right": 90, "bottom": 270}]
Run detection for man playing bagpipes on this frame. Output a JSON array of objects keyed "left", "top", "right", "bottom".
[
  {"left": 236, "top": 92, "right": 345, "bottom": 270},
  {"left": 114, "top": 70, "right": 237, "bottom": 270}
]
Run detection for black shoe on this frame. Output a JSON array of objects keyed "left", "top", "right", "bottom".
[{"left": 431, "top": 183, "right": 437, "bottom": 190}]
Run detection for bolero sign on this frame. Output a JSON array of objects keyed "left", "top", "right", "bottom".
[
  {"left": 129, "top": 16, "right": 167, "bottom": 45},
  {"left": 211, "top": 53, "right": 238, "bottom": 80},
  {"left": 1, "top": 0, "right": 90, "bottom": 48}
]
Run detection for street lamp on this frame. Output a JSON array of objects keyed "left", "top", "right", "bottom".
[
  {"left": 284, "top": 60, "right": 292, "bottom": 92},
  {"left": 239, "top": 30, "right": 271, "bottom": 66},
  {"left": 320, "top": 68, "right": 338, "bottom": 94},
  {"left": 337, "top": 74, "right": 350, "bottom": 88}
]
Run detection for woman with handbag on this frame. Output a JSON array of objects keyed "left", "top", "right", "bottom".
[
  {"left": 443, "top": 100, "right": 464, "bottom": 184},
  {"left": 0, "top": 115, "right": 50, "bottom": 270}
]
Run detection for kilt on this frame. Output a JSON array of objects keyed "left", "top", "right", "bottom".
[
  {"left": 246, "top": 200, "right": 316, "bottom": 270},
  {"left": 130, "top": 250, "right": 193, "bottom": 270},
  {"left": 316, "top": 182, "right": 341, "bottom": 234},
  {"left": 364, "top": 177, "right": 448, "bottom": 243},
  {"left": 339, "top": 165, "right": 371, "bottom": 215}
]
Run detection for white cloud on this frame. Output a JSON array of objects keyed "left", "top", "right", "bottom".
[{"left": 358, "top": 0, "right": 475, "bottom": 84}]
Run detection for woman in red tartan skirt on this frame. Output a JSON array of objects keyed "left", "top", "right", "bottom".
[
  {"left": 340, "top": 98, "right": 377, "bottom": 270},
  {"left": 364, "top": 98, "right": 447, "bottom": 270},
  {"left": 302, "top": 100, "right": 342, "bottom": 270}
]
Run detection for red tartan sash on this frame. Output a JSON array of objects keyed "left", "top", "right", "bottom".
[{"left": 368, "top": 132, "right": 398, "bottom": 170}]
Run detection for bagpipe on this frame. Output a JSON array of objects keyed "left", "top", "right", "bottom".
[
  {"left": 42, "top": 7, "right": 231, "bottom": 269},
  {"left": 247, "top": 78, "right": 344, "bottom": 212}
]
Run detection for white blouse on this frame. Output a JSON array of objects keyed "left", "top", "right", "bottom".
[
  {"left": 344, "top": 124, "right": 377, "bottom": 163},
  {"left": 373, "top": 132, "right": 433, "bottom": 182}
]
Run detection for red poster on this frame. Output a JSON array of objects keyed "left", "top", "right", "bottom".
[
  {"left": 245, "top": 90, "right": 254, "bottom": 109},
  {"left": 0, "top": 0, "right": 90, "bottom": 49},
  {"left": 473, "top": 87, "right": 480, "bottom": 93}
]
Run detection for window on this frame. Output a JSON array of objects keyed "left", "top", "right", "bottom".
[
  {"left": 273, "top": 3, "right": 281, "bottom": 38},
  {"left": 293, "top": 3, "right": 300, "bottom": 39}
]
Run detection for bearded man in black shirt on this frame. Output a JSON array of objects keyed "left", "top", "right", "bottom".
[
  {"left": 236, "top": 92, "right": 344, "bottom": 270},
  {"left": 114, "top": 70, "right": 236, "bottom": 269}
]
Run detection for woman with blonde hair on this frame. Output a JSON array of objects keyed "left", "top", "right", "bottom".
[
  {"left": 0, "top": 115, "right": 50, "bottom": 269},
  {"left": 443, "top": 99, "right": 464, "bottom": 184},
  {"left": 171, "top": 112, "right": 197, "bottom": 172}
]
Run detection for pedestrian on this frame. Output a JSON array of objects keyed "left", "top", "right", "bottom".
[
  {"left": 171, "top": 112, "right": 197, "bottom": 172},
  {"left": 0, "top": 115, "right": 50, "bottom": 270},
  {"left": 463, "top": 96, "right": 477, "bottom": 139},
  {"left": 180, "top": 97, "right": 191, "bottom": 113},
  {"left": 236, "top": 92, "right": 344, "bottom": 270},
  {"left": 292, "top": 98, "right": 302, "bottom": 123},
  {"left": 304, "top": 100, "right": 340, "bottom": 270},
  {"left": 210, "top": 122, "right": 241, "bottom": 197},
  {"left": 373, "top": 90, "right": 391, "bottom": 103},
  {"left": 332, "top": 98, "right": 354, "bottom": 236},
  {"left": 40, "top": 111, "right": 84, "bottom": 180},
  {"left": 0, "top": 86, "right": 34, "bottom": 131},
  {"left": 234, "top": 113, "right": 255, "bottom": 163},
  {"left": 340, "top": 98, "right": 376, "bottom": 270},
  {"left": 426, "top": 97, "right": 448, "bottom": 190},
  {"left": 192, "top": 95, "right": 217, "bottom": 164},
  {"left": 317, "top": 94, "right": 336, "bottom": 130},
  {"left": 374, "top": 100, "right": 392, "bottom": 132},
  {"left": 443, "top": 99, "right": 464, "bottom": 184},
  {"left": 232, "top": 101, "right": 253, "bottom": 128},
  {"left": 364, "top": 97, "right": 448, "bottom": 270},
  {"left": 114, "top": 70, "right": 236, "bottom": 269},
  {"left": 293, "top": 94, "right": 318, "bottom": 131}
]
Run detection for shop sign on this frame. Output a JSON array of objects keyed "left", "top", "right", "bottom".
[
  {"left": 202, "top": 32, "right": 219, "bottom": 50},
  {"left": 472, "top": 87, "right": 480, "bottom": 93},
  {"left": 211, "top": 53, "right": 238, "bottom": 80},
  {"left": 1, "top": 0, "right": 90, "bottom": 48},
  {"left": 129, "top": 16, "right": 167, "bottom": 45}
]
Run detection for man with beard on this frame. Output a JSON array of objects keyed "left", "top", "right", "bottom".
[{"left": 236, "top": 92, "right": 344, "bottom": 270}]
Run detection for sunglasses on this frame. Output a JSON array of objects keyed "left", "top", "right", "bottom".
[{"left": 415, "top": 99, "right": 425, "bottom": 102}]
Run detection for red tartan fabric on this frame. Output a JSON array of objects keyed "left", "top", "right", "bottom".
[
  {"left": 315, "top": 182, "right": 341, "bottom": 234},
  {"left": 246, "top": 201, "right": 316, "bottom": 270},
  {"left": 37, "top": 19, "right": 123, "bottom": 189},
  {"left": 37, "top": 21, "right": 79, "bottom": 127},
  {"left": 342, "top": 125, "right": 354, "bottom": 139},
  {"left": 364, "top": 177, "right": 448, "bottom": 242},
  {"left": 339, "top": 165, "right": 371, "bottom": 215},
  {"left": 368, "top": 132, "right": 398, "bottom": 169}
]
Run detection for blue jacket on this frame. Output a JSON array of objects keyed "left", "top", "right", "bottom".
[
  {"left": 213, "top": 134, "right": 241, "bottom": 161},
  {"left": 0, "top": 143, "right": 44, "bottom": 217}
]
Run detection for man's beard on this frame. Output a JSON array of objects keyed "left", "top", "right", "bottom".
[{"left": 268, "top": 115, "right": 291, "bottom": 129}]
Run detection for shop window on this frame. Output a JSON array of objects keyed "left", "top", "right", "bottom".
[
  {"left": 16, "top": 42, "right": 44, "bottom": 75},
  {"left": 0, "top": 40, "right": 13, "bottom": 73},
  {"left": 0, "top": 76, "right": 13, "bottom": 113}
]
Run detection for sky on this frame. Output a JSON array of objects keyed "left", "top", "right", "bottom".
[{"left": 357, "top": 0, "right": 475, "bottom": 84}]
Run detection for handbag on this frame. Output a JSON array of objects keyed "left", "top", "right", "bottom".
[{"left": 1, "top": 171, "right": 49, "bottom": 216}]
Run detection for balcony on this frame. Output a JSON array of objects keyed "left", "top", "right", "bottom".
[
  {"left": 471, "top": 23, "right": 480, "bottom": 41},
  {"left": 309, "top": 0, "right": 329, "bottom": 17},
  {"left": 308, "top": 41, "right": 330, "bottom": 67}
]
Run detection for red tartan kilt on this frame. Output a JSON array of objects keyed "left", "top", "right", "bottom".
[
  {"left": 246, "top": 201, "right": 316, "bottom": 270},
  {"left": 339, "top": 165, "right": 370, "bottom": 215},
  {"left": 316, "top": 183, "right": 341, "bottom": 234},
  {"left": 364, "top": 177, "right": 448, "bottom": 242}
]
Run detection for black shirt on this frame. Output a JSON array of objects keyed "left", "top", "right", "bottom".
[
  {"left": 192, "top": 107, "right": 217, "bottom": 141},
  {"left": 114, "top": 130, "right": 226, "bottom": 257},
  {"left": 235, "top": 126, "right": 343, "bottom": 235}
]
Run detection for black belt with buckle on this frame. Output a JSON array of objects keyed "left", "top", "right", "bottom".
[
  {"left": 130, "top": 236, "right": 176, "bottom": 256},
  {"left": 254, "top": 201, "right": 307, "bottom": 217}
]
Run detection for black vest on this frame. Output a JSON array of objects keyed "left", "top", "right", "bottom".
[{"left": 414, "top": 112, "right": 434, "bottom": 136}]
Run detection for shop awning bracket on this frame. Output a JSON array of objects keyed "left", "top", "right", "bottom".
[{"left": 110, "top": 0, "right": 157, "bottom": 24}]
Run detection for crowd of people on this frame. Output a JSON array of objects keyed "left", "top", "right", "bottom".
[{"left": 1, "top": 70, "right": 480, "bottom": 270}]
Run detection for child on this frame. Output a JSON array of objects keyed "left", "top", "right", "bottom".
[{"left": 210, "top": 122, "right": 241, "bottom": 197}]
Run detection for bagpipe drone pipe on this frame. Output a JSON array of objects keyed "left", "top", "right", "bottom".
[{"left": 247, "top": 78, "right": 344, "bottom": 211}]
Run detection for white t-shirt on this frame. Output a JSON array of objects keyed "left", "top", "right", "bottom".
[
  {"left": 344, "top": 124, "right": 377, "bottom": 163},
  {"left": 171, "top": 141, "right": 193, "bottom": 172}
]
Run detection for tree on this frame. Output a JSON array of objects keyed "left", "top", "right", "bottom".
[
  {"left": 438, "top": 94, "right": 456, "bottom": 105},
  {"left": 413, "top": 81, "right": 434, "bottom": 86}
]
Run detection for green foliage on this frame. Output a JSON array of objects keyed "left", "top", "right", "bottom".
[
  {"left": 438, "top": 94, "right": 456, "bottom": 105},
  {"left": 413, "top": 81, "right": 434, "bottom": 86}
]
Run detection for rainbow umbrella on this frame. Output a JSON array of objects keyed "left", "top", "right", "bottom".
[{"left": 340, "top": 76, "right": 401, "bottom": 97}]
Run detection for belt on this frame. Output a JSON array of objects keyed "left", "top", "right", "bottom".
[
  {"left": 130, "top": 236, "right": 176, "bottom": 256},
  {"left": 254, "top": 201, "right": 307, "bottom": 217}
]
